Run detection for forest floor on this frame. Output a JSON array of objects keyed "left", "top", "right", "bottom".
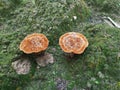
[{"left": 0, "top": 0, "right": 120, "bottom": 90}]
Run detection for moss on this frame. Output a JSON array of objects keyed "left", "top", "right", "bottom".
[
  {"left": 85, "top": 0, "right": 120, "bottom": 14},
  {"left": 102, "top": 0, "right": 120, "bottom": 14}
]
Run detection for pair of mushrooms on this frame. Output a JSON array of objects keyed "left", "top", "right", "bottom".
[{"left": 20, "top": 32, "right": 89, "bottom": 57}]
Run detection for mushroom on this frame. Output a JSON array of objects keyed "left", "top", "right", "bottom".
[
  {"left": 19, "top": 33, "right": 54, "bottom": 67},
  {"left": 20, "top": 33, "right": 49, "bottom": 54},
  {"left": 59, "top": 32, "right": 89, "bottom": 58}
]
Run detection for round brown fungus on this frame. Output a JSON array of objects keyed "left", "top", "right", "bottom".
[
  {"left": 19, "top": 33, "right": 54, "bottom": 67},
  {"left": 20, "top": 33, "right": 49, "bottom": 54},
  {"left": 59, "top": 32, "right": 89, "bottom": 55}
]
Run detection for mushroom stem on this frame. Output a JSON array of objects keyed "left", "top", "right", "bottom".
[
  {"left": 24, "top": 51, "right": 46, "bottom": 59},
  {"left": 66, "top": 53, "right": 75, "bottom": 58},
  {"left": 31, "top": 51, "right": 46, "bottom": 58}
]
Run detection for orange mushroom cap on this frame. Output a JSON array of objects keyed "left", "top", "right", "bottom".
[
  {"left": 59, "top": 32, "right": 89, "bottom": 54},
  {"left": 20, "top": 33, "right": 49, "bottom": 54}
]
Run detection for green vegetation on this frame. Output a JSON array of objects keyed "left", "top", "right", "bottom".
[
  {"left": 85, "top": 0, "right": 120, "bottom": 14},
  {"left": 0, "top": 0, "right": 120, "bottom": 90}
]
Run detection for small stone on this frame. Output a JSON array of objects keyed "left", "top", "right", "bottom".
[
  {"left": 51, "top": 48, "right": 56, "bottom": 52},
  {"left": 36, "top": 53, "right": 54, "bottom": 67},
  {"left": 73, "top": 16, "right": 77, "bottom": 20},
  {"left": 37, "top": 65, "right": 40, "bottom": 69},
  {"left": 12, "top": 57, "right": 31, "bottom": 75},
  {"left": 56, "top": 78, "right": 68, "bottom": 90}
]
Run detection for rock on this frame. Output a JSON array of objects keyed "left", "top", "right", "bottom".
[
  {"left": 56, "top": 78, "right": 68, "bottom": 90},
  {"left": 12, "top": 57, "right": 31, "bottom": 74},
  {"left": 36, "top": 53, "right": 54, "bottom": 67}
]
